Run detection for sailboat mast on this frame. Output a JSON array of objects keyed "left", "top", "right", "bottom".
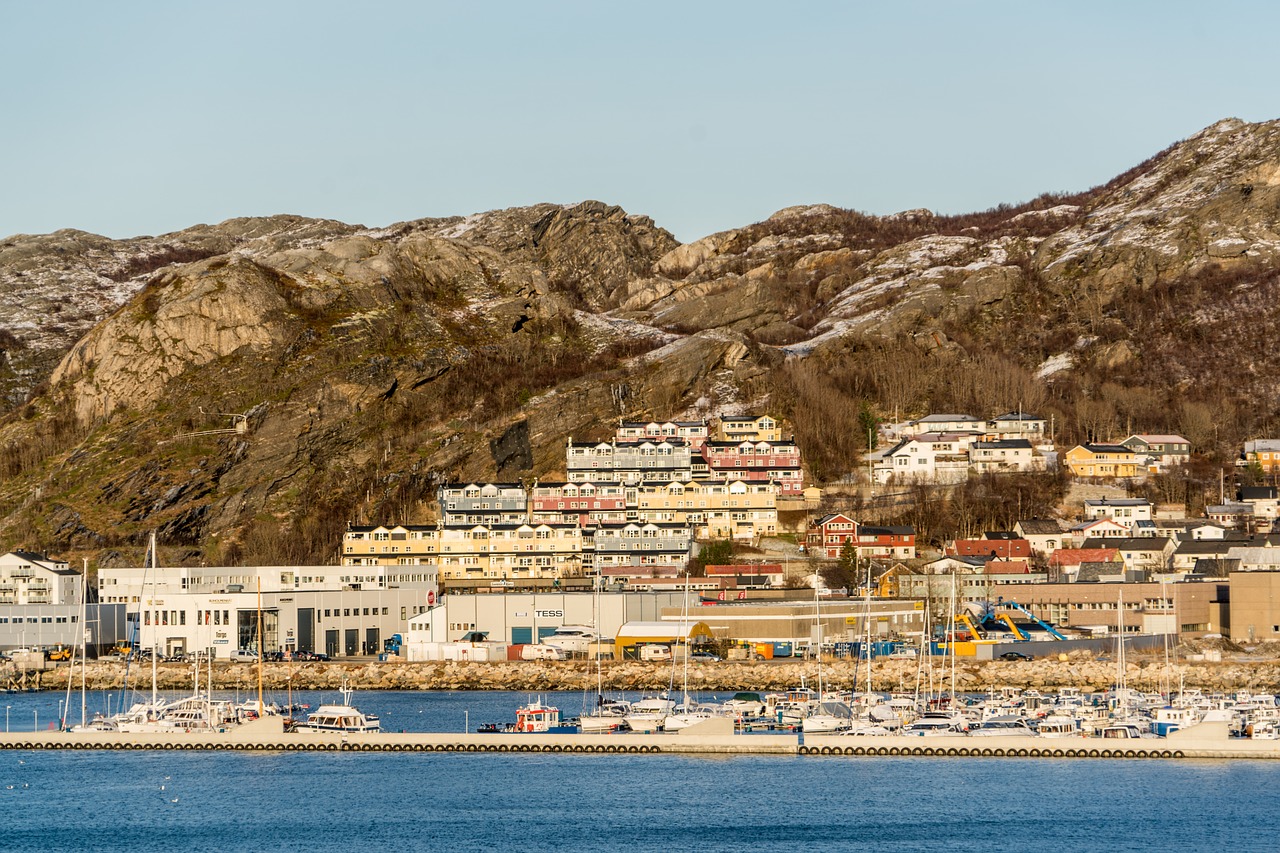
[
  {"left": 150, "top": 532, "right": 158, "bottom": 714},
  {"left": 80, "top": 559, "right": 87, "bottom": 727},
  {"left": 257, "top": 576, "right": 264, "bottom": 718},
  {"left": 864, "top": 560, "right": 873, "bottom": 696},
  {"left": 814, "top": 583, "right": 823, "bottom": 699}
]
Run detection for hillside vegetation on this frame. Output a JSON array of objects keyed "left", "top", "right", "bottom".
[{"left": 3, "top": 118, "right": 1280, "bottom": 566}]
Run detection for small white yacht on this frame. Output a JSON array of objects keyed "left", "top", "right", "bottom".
[{"left": 292, "top": 685, "right": 380, "bottom": 733}]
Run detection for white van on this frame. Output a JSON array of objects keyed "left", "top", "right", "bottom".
[{"left": 639, "top": 644, "right": 672, "bottom": 661}]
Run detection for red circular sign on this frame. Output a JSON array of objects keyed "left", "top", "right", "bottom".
[{"left": 427, "top": 590, "right": 436, "bottom": 606}]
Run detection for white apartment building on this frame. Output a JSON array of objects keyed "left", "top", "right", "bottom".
[{"left": 0, "top": 551, "right": 82, "bottom": 606}]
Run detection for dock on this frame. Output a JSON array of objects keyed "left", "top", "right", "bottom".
[{"left": 0, "top": 717, "right": 1276, "bottom": 759}]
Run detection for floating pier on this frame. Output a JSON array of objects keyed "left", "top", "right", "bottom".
[{"left": 0, "top": 717, "right": 1273, "bottom": 759}]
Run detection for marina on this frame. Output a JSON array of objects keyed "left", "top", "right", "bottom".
[{"left": 2, "top": 687, "right": 1280, "bottom": 760}]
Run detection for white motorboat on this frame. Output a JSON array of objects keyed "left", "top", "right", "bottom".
[
  {"left": 968, "top": 716, "right": 1037, "bottom": 737},
  {"left": 624, "top": 696, "right": 676, "bottom": 733},
  {"left": 902, "top": 712, "right": 969, "bottom": 737},
  {"left": 291, "top": 685, "right": 381, "bottom": 733},
  {"left": 1035, "top": 716, "right": 1080, "bottom": 737}
]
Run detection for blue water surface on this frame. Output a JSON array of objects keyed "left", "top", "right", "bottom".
[{"left": 1, "top": 690, "right": 1275, "bottom": 852}]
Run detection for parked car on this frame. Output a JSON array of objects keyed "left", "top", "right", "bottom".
[
  {"left": 689, "top": 651, "right": 722, "bottom": 662},
  {"left": 999, "top": 651, "right": 1033, "bottom": 661}
]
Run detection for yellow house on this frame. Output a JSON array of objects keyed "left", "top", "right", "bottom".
[
  {"left": 634, "top": 479, "right": 778, "bottom": 539},
  {"left": 1064, "top": 444, "right": 1140, "bottom": 478},
  {"left": 714, "top": 414, "right": 783, "bottom": 442}
]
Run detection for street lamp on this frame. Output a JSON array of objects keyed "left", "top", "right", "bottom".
[{"left": 5, "top": 705, "right": 9, "bottom": 733}]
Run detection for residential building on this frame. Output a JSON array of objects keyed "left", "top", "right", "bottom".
[
  {"left": 1225, "top": 546, "right": 1280, "bottom": 572},
  {"left": 713, "top": 414, "right": 782, "bottom": 442},
  {"left": 856, "top": 526, "right": 918, "bottom": 560},
  {"left": 566, "top": 439, "right": 695, "bottom": 485},
  {"left": 437, "top": 483, "right": 529, "bottom": 526},
  {"left": 1207, "top": 502, "right": 1254, "bottom": 530},
  {"left": 1069, "top": 518, "right": 1132, "bottom": 543},
  {"left": 700, "top": 439, "right": 804, "bottom": 495},
  {"left": 986, "top": 411, "right": 1049, "bottom": 443},
  {"left": 1076, "top": 536, "right": 1175, "bottom": 576},
  {"left": 1048, "top": 548, "right": 1123, "bottom": 582},
  {"left": 807, "top": 513, "right": 859, "bottom": 559},
  {"left": 882, "top": 432, "right": 974, "bottom": 484},
  {"left": 1239, "top": 487, "right": 1280, "bottom": 529},
  {"left": 1121, "top": 434, "right": 1191, "bottom": 472},
  {"left": 634, "top": 479, "right": 778, "bottom": 540},
  {"left": 0, "top": 551, "right": 81, "bottom": 606},
  {"left": 968, "top": 439, "right": 1043, "bottom": 473},
  {"left": 949, "top": 535, "right": 1032, "bottom": 561},
  {"left": 592, "top": 522, "right": 693, "bottom": 573},
  {"left": 904, "top": 413, "right": 986, "bottom": 436},
  {"left": 1015, "top": 519, "right": 1065, "bottom": 557},
  {"left": 615, "top": 419, "right": 709, "bottom": 447},
  {"left": 529, "top": 481, "right": 627, "bottom": 526},
  {"left": 1083, "top": 498, "right": 1153, "bottom": 524},
  {"left": 1064, "top": 444, "right": 1140, "bottom": 478},
  {"left": 1241, "top": 439, "right": 1280, "bottom": 474},
  {"left": 342, "top": 524, "right": 443, "bottom": 567}
]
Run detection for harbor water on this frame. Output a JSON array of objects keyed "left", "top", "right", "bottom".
[{"left": 2, "top": 690, "right": 1278, "bottom": 852}]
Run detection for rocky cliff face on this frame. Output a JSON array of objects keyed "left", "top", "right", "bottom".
[{"left": 4, "top": 118, "right": 1280, "bottom": 564}]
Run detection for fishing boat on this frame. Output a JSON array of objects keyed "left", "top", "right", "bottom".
[
  {"left": 291, "top": 684, "right": 380, "bottom": 733},
  {"left": 513, "top": 698, "right": 575, "bottom": 733}
]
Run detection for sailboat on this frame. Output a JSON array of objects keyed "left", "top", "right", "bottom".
[
  {"left": 579, "top": 581, "right": 630, "bottom": 733},
  {"left": 804, "top": 584, "right": 852, "bottom": 733},
  {"left": 662, "top": 572, "right": 714, "bottom": 732}
]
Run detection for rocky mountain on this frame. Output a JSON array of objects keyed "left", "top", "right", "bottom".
[{"left": 3, "top": 117, "right": 1280, "bottom": 566}]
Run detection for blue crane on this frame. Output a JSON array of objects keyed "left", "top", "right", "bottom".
[{"left": 994, "top": 598, "right": 1067, "bottom": 641}]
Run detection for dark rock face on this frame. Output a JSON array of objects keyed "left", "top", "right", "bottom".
[{"left": 490, "top": 420, "right": 533, "bottom": 479}]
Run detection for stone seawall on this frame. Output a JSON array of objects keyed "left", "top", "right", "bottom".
[{"left": 8, "top": 656, "right": 1280, "bottom": 693}]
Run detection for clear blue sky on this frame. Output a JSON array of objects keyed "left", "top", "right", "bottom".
[{"left": 2, "top": 1, "right": 1276, "bottom": 244}]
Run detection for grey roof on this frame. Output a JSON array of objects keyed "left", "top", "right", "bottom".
[
  {"left": 1082, "top": 443, "right": 1132, "bottom": 454},
  {"left": 973, "top": 439, "right": 1033, "bottom": 449},
  {"left": 983, "top": 531, "right": 1020, "bottom": 540},
  {"left": 992, "top": 411, "right": 1044, "bottom": 422},
  {"left": 1080, "top": 536, "right": 1170, "bottom": 551},
  {"left": 1173, "top": 540, "right": 1237, "bottom": 557},
  {"left": 1240, "top": 486, "right": 1278, "bottom": 501},
  {"left": 915, "top": 413, "right": 981, "bottom": 423},
  {"left": 1017, "top": 518, "right": 1063, "bottom": 535},
  {"left": 1076, "top": 562, "right": 1126, "bottom": 582},
  {"left": 1084, "top": 498, "right": 1150, "bottom": 508},
  {"left": 1193, "top": 557, "right": 1239, "bottom": 577},
  {"left": 1206, "top": 503, "right": 1252, "bottom": 514}
]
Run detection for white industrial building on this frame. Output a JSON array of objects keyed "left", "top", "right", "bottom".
[{"left": 97, "top": 562, "right": 438, "bottom": 660}]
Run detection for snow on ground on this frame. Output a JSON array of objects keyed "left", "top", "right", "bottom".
[
  {"left": 1036, "top": 352, "right": 1074, "bottom": 379},
  {"left": 435, "top": 213, "right": 486, "bottom": 240}
]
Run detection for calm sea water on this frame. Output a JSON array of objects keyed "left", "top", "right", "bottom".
[{"left": 2, "top": 689, "right": 1278, "bottom": 852}]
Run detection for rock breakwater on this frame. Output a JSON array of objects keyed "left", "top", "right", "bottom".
[{"left": 9, "top": 655, "right": 1280, "bottom": 694}]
